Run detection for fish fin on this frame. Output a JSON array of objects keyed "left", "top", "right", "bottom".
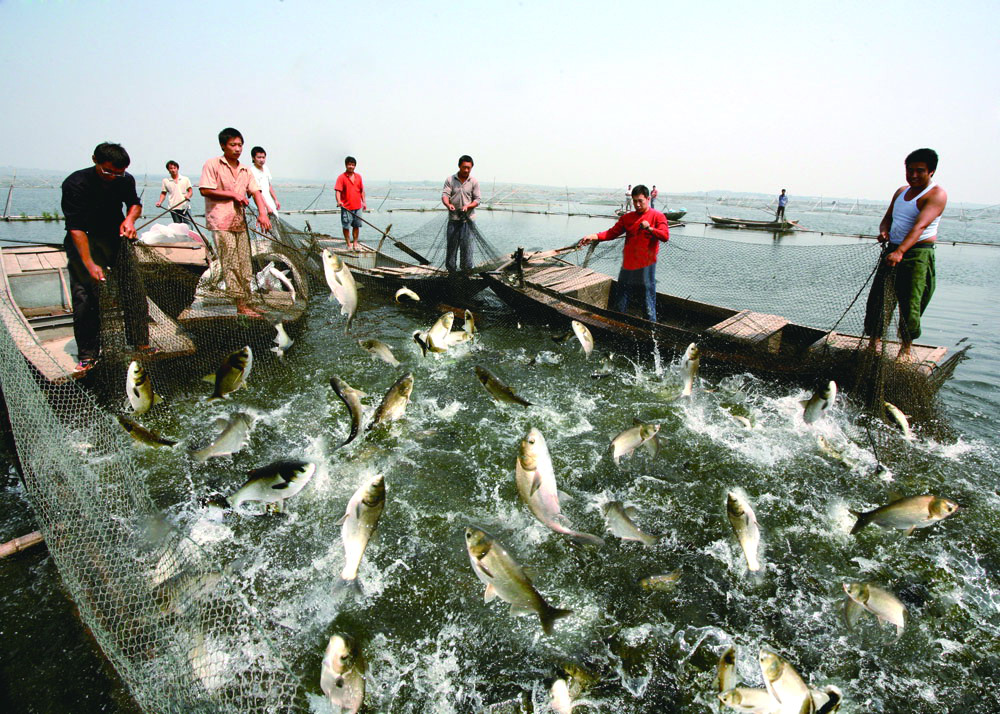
[
  {"left": 849, "top": 510, "right": 871, "bottom": 535},
  {"left": 153, "top": 393, "right": 163, "bottom": 405},
  {"left": 624, "top": 506, "right": 640, "bottom": 519},
  {"left": 905, "top": 526, "right": 916, "bottom": 536},
  {"left": 540, "top": 606, "right": 574, "bottom": 636},
  {"left": 557, "top": 490, "right": 574, "bottom": 502},
  {"left": 529, "top": 472, "right": 542, "bottom": 497},
  {"left": 477, "top": 563, "right": 494, "bottom": 580},
  {"left": 483, "top": 583, "right": 497, "bottom": 603},
  {"left": 644, "top": 437, "right": 660, "bottom": 458},
  {"left": 270, "top": 482, "right": 290, "bottom": 490},
  {"left": 568, "top": 532, "right": 605, "bottom": 547},
  {"left": 336, "top": 513, "right": 348, "bottom": 525},
  {"left": 799, "top": 400, "right": 809, "bottom": 407},
  {"left": 213, "top": 417, "right": 229, "bottom": 430},
  {"left": 515, "top": 395, "right": 533, "bottom": 407},
  {"left": 843, "top": 598, "right": 864, "bottom": 629},
  {"left": 203, "top": 374, "right": 216, "bottom": 383}
]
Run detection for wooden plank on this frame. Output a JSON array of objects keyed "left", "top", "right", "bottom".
[
  {"left": 3, "top": 252, "right": 21, "bottom": 275},
  {"left": 705, "top": 310, "right": 789, "bottom": 353},
  {"left": 15, "top": 253, "right": 43, "bottom": 272}
]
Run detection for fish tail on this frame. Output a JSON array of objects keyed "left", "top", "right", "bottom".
[
  {"left": 849, "top": 509, "right": 871, "bottom": 535},
  {"left": 335, "top": 577, "right": 364, "bottom": 596},
  {"left": 516, "top": 396, "right": 533, "bottom": 407},
  {"left": 540, "top": 606, "right": 574, "bottom": 636}
]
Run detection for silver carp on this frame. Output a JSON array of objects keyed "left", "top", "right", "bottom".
[
  {"left": 727, "top": 491, "right": 762, "bottom": 572},
  {"left": 843, "top": 582, "right": 906, "bottom": 636},
  {"left": 394, "top": 286, "right": 420, "bottom": 303},
  {"left": 339, "top": 473, "right": 386, "bottom": 587},
  {"left": 370, "top": 372, "right": 414, "bottom": 428},
  {"left": 680, "top": 343, "right": 700, "bottom": 397},
  {"left": 571, "top": 320, "right": 593, "bottom": 358},
  {"left": 516, "top": 428, "right": 604, "bottom": 546},
  {"left": 190, "top": 412, "right": 253, "bottom": 462},
  {"left": 126, "top": 360, "right": 161, "bottom": 415},
  {"left": 801, "top": 381, "right": 836, "bottom": 424},
  {"left": 638, "top": 570, "right": 682, "bottom": 592},
  {"left": 759, "top": 649, "right": 813, "bottom": 714},
  {"left": 850, "top": 494, "right": 958, "bottom": 535},
  {"left": 476, "top": 366, "right": 532, "bottom": 407},
  {"left": 425, "top": 312, "right": 455, "bottom": 353},
  {"left": 359, "top": 338, "right": 400, "bottom": 366},
  {"left": 718, "top": 687, "right": 780, "bottom": 713},
  {"left": 464, "top": 526, "right": 573, "bottom": 635},
  {"left": 208, "top": 346, "right": 253, "bottom": 400},
  {"left": 883, "top": 401, "right": 913, "bottom": 440},
  {"left": 228, "top": 459, "right": 315, "bottom": 513},
  {"left": 271, "top": 322, "right": 293, "bottom": 360},
  {"left": 322, "top": 248, "right": 358, "bottom": 328},
  {"left": 463, "top": 308, "right": 476, "bottom": 336},
  {"left": 603, "top": 501, "right": 662, "bottom": 546},
  {"left": 320, "top": 633, "right": 366, "bottom": 714},
  {"left": 117, "top": 415, "right": 176, "bottom": 447},
  {"left": 609, "top": 421, "right": 660, "bottom": 465},
  {"left": 330, "top": 375, "right": 366, "bottom": 446}
]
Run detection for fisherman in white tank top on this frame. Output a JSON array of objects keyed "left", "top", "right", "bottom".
[{"left": 864, "top": 148, "right": 948, "bottom": 359}]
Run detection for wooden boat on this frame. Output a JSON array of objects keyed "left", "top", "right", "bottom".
[
  {"left": 483, "top": 248, "right": 967, "bottom": 401},
  {"left": 1, "top": 243, "right": 198, "bottom": 383},
  {"left": 663, "top": 209, "right": 687, "bottom": 221},
  {"left": 709, "top": 215, "right": 799, "bottom": 232}
]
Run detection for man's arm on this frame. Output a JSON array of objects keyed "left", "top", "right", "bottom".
[
  {"left": 578, "top": 218, "right": 625, "bottom": 246},
  {"left": 269, "top": 184, "right": 280, "bottom": 211},
  {"left": 886, "top": 187, "right": 947, "bottom": 266},
  {"left": 199, "top": 186, "right": 248, "bottom": 205},
  {"left": 120, "top": 203, "right": 142, "bottom": 240},
  {"left": 465, "top": 178, "right": 481, "bottom": 212},
  {"left": 642, "top": 213, "right": 670, "bottom": 242},
  {"left": 441, "top": 179, "right": 455, "bottom": 211},
  {"left": 360, "top": 177, "right": 366, "bottom": 211},
  {"left": 156, "top": 190, "right": 167, "bottom": 208},
  {"left": 251, "top": 190, "right": 272, "bottom": 232}
]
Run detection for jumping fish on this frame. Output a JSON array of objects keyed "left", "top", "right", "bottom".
[
  {"left": 759, "top": 649, "right": 814, "bottom": 714},
  {"left": 271, "top": 322, "right": 293, "bottom": 360},
  {"left": 801, "top": 381, "right": 836, "bottom": 424},
  {"left": 359, "top": 339, "right": 399, "bottom": 366},
  {"left": 330, "top": 376, "right": 366, "bottom": 446},
  {"left": 339, "top": 473, "right": 386, "bottom": 589},
  {"left": 369, "top": 372, "right": 414, "bottom": 428},
  {"left": 850, "top": 494, "right": 958, "bottom": 535},
  {"left": 716, "top": 646, "right": 737, "bottom": 695},
  {"left": 727, "top": 491, "right": 762, "bottom": 572},
  {"left": 609, "top": 421, "right": 660, "bottom": 465},
  {"left": 475, "top": 366, "right": 532, "bottom": 407},
  {"left": 843, "top": 582, "right": 906, "bottom": 636},
  {"left": 718, "top": 687, "right": 779, "bottom": 713},
  {"left": 425, "top": 312, "right": 454, "bottom": 353},
  {"left": 320, "top": 633, "right": 366, "bottom": 714},
  {"left": 394, "top": 286, "right": 420, "bottom": 303},
  {"left": 571, "top": 320, "right": 593, "bottom": 358},
  {"left": 227, "top": 459, "right": 315, "bottom": 513},
  {"left": 680, "top": 343, "right": 700, "bottom": 397},
  {"left": 515, "top": 428, "right": 604, "bottom": 546},
  {"left": 190, "top": 412, "right": 253, "bottom": 462},
  {"left": 464, "top": 526, "right": 573, "bottom": 635},
  {"left": 126, "top": 360, "right": 162, "bottom": 415},
  {"left": 883, "top": 401, "right": 913, "bottom": 440},
  {"left": 638, "top": 570, "right": 683, "bottom": 592},
  {"left": 207, "top": 346, "right": 253, "bottom": 400},
  {"left": 322, "top": 249, "right": 358, "bottom": 328},
  {"left": 603, "top": 501, "right": 662, "bottom": 546},
  {"left": 463, "top": 309, "right": 476, "bottom": 336},
  {"left": 117, "top": 415, "right": 176, "bottom": 447}
]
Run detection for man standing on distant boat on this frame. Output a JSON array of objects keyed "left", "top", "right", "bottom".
[
  {"left": 250, "top": 146, "right": 281, "bottom": 218},
  {"left": 577, "top": 184, "right": 669, "bottom": 321},
  {"left": 650, "top": 185, "right": 659, "bottom": 209},
  {"left": 863, "top": 148, "right": 947, "bottom": 361},
  {"left": 62, "top": 142, "right": 154, "bottom": 373},
  {"left": 335, "top": 156, "right": 366, "bottom": 251},
  {"left": 199, "top": 127, "right": 273, "bottom": 318},
  {"left": 155, "top": 160, "right": 194, "bottom": 228},
  {"left": 775, "top": 189, "right": 788, "bottom": 220},
  {"left": 441, "top": 154, "right": 480, "bottom": 273},
  {"left": 624, "top": 184, "right": 633, "bottom": 212}
]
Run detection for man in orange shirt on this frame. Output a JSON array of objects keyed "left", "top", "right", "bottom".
[
  {"left": 335, "top": 156, "right": 366, "bottom": 250},
  {"left": 199, "top": 127, "right": 273, "bottom": 318}
]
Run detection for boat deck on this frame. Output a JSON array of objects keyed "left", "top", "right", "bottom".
[
  {"left": 2, "top": 244, "right": 197, "bottom": 383},
  {"left": 178, "top": 290, "right": 305, "bottom": 324}
]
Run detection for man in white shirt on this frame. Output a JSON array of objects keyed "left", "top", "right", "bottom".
[
  {"left": 250, "top": 146, "right": 281, "bottom": 218},
  {"left": 155, "top": 160, "right": 193, "bottom": 227}
]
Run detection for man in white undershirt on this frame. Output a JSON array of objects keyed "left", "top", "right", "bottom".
[{"left": 249, "top": 146, "right": 281, "bottom": 220}]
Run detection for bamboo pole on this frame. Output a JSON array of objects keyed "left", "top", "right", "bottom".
[{"left": 0, "top": 531, "right": 44, "bottom": 558}]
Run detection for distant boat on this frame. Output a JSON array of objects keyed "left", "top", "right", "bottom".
[
  {"left": 663, "top": 209, "right": 687, "bottom": 221},
  {"left": 709, "top": 215, "right": 799, "bottom": 232}
]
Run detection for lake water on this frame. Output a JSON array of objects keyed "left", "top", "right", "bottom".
[{"left": 1, "top": 181, "right": 999, "bottom": 712}]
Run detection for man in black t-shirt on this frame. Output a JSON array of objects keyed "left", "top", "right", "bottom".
[{"left": 62, "top": 142, "right": 152, "bottom": 374}]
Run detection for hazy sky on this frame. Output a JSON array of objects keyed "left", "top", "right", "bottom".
[{"left": 1, "top": 0, "right": 997, "bottom": 202}]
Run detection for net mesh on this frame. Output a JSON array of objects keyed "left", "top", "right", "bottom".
[{"left": 0, "top": 205, "right": 965, "bottom": 710}]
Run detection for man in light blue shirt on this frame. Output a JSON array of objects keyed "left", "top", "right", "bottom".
[{"left": 776, "top": 189, "right": 788, "bottom": 220}]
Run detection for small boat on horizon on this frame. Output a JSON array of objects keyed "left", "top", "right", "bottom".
[{"left": 709, "top": 214, "right": 799, "bottom": 232}]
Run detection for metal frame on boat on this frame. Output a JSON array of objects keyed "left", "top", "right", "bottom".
[{"left": 483, "top": 248, "right": 966, "bottom": 397}]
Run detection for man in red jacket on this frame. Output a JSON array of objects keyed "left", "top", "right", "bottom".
[{"left": 578, "top": 184, "right": 669, "bottom": 321}]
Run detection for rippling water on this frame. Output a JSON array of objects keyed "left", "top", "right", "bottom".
[{"left": 2, "top": 184, "right": 999, "bottom": 712}]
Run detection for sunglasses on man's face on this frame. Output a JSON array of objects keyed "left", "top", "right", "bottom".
[{"left": 96, "top": 165, "right": 126, "bottom": 178}]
